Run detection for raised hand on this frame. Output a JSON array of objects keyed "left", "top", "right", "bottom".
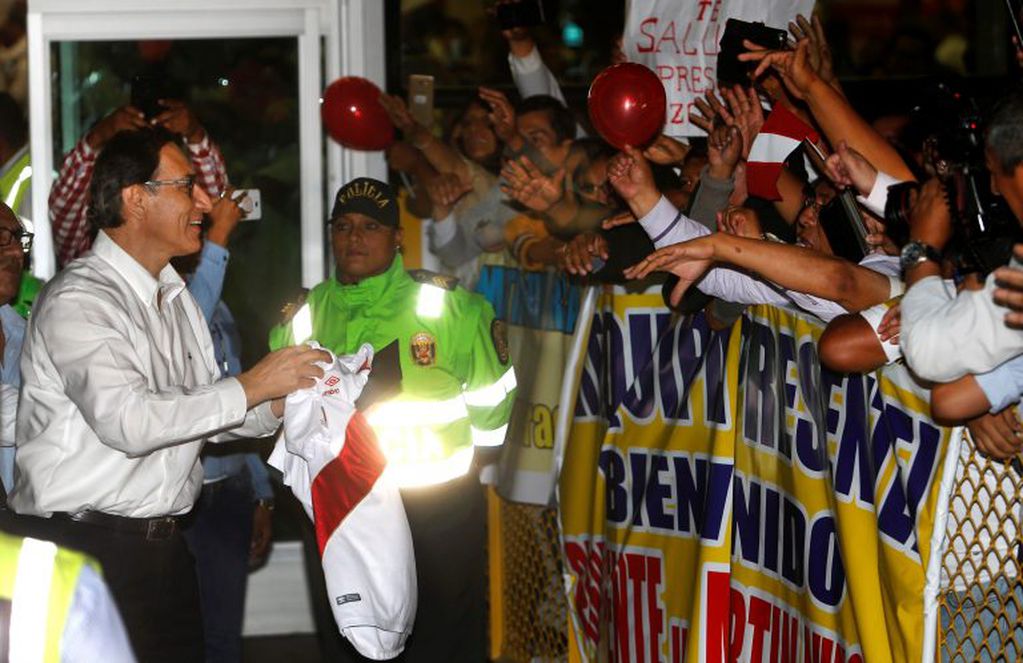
[
  {"left": 207, "top": 187, "right": 244, "bottom": 248},
  {"left": 424, "top": 172, "right": 471, "bottom": 220},
  {"left": 478, "top": 87, "right": 519, "bottom": 145},
  {"left": 788, "top": 14, "right": 840, "bottom": 92},
  {"left": 152, "top": 100, "right": 205, "bottom": 143},
  {"left": 740, "top": 38, "right": 819, "bottom": 101},
  {"left": 707, "top": 124, "right": 742, "bottom": 179},
  {"left": 86, "top": 105, "right": 148, "bottom": 150},
  {"left": 501, "top": 156, "right": 565, "bottom": 212},
  {"left": 824, "top": 140, "right": 878, "bottom": 196},
  {"left": 378, "top": 94, "right": 420, "bottom": 134},
  {"left": 558, "top": 231, "right": 609, "bottom": 275},
  {"left": 720, "top": 85, "right": 764, "bottom": 159},
  {"left": 716, "top": 206, "right": 762, "bottom": 239},
  {"left": 691, "top": 90, "right": 731, "bottom": 134},
  {"left": 623, "top": 237, "right": 716, "bottom": 305},
  {"left": 607, "top": 145, "right": 659, "bottom": 217}
]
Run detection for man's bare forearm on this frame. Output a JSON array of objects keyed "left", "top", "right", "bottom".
[
  {"left": 708, "top": 233, "right": 891, "bottom": 311},
  {"left": 805, "top": 78, "right": 914, "bottom": 182}
]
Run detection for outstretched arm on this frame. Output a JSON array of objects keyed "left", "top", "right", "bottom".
[
  {"left": 741, "top": 40, "right": 914, "bottom": 182},
  {"left": 626, "top": 231, "right": 891, "bottom": 312}
]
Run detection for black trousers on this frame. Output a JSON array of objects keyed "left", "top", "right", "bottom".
[
  {"left": 0, "top": 510, "right": 204, "bottom": 663},
  {"left": 304, "top": 473, "right": 488, "bottom": 662}
]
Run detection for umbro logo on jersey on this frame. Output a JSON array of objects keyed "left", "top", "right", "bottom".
[
  {"left": 335, "top": 593, "right": 362, "bottom": 606},
  {"left": 325, "top": 376, "right": 341, "bottom": 387}
]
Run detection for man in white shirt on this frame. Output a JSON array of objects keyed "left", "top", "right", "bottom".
[
  {"left": 3, "top": 127, "right": 327, "bottom": 662},
  {"left": 901, "top": 93, "right": 1023, "bottom": 382}
]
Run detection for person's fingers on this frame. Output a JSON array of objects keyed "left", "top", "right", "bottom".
[
  {"left": 621, "top": 143, "right": 645, "bottom": 162},
  {"left": 625, "top": 248, "right": 677, "bottom": 279},
  {"left": 788, "top": 20, "right": 805, "bottom": 42},
  {"left": 993, "top": 287, "right": 1023, "bottom": 312},
  {"left": 749, "top": 52, "right": 783, "bottom": 79},
  {"left": 796, "top": 15, "right": 814, "bottom": 43},
  {"left": 741, "top": 39, "right": 768, "bottom": 54},
  {"left": 721, "top": 87, "right": 741, "bottom": 118},
  {"left": 988, "top": 417, "right": 1020, "bottom": 458},
  {"left": 519, "top": 156, "right": 542, "bottom": 179},
  {"left": 602, "top": 211, "right": 635, "bottom": 229},
  {"left": 811, "top": 14, "right": 827, "bottom": 46},
  {"left": 693, "top": 97, "right": 715, "bottom": 125},
  {"left": 690, "top": 113, "right": 714, "bottom": 134},
  {"left": 669, "top": 277, "right": 692, "bottom": 306},
  {"left": 707, "top": 92, "right": 733, "bottom": 125},
  {"left": 551, "top": 168, "right": 566, "bottom": 190},
  {"left": 731, "top": 84, "right": 752, "bottom": 113}
]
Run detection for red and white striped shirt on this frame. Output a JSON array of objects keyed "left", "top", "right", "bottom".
[{"left": 48, "top": 133, "right": 228, "bottom": 268}]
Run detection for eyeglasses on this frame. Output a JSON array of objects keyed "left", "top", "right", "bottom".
[
  {"left": 576, "top": 181, "right": 607, "bottom": 197},
  {"left": 143, "top": 175, "right": 196, "bottom": 197},
  {"left": 0, "top": 227, "right": 33, "bottom": 253}
]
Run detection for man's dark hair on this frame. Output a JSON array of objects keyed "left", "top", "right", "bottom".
[
  {"left": 515, "top": 94, "right": 576, "bottom": 143},
  {"left": 0, "top": 93, "right": 26, "bottom": 151},
  {"left": 88, "top": 127, "right": 180, "bottom": 230},
  {"left": 986, "top": 91, "right": 1023, "bottom": 174}
]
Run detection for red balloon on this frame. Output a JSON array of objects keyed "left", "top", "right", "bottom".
[
  {"left": 322, "top": 77, "right": 395, "bottom": 151},
  {"left": 587, "top": 63, "right": 667, "bottom": 150}
]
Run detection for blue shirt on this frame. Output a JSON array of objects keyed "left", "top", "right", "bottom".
[
  {"left": 0, "top": 303, "right": 25, "bottom": 387},
  {"left": 187, "top": 242, "right": 273, "bottom": 500},
  {"left": 975, "top": 352, "right": 1023, "bottom": 414},
  {"left": 0, "top": 303, "right": 25, "bottom": 492}
]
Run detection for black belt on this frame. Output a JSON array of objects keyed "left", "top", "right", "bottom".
[{"left": 53, "top": 510, "right": 186, "bottom": 542}]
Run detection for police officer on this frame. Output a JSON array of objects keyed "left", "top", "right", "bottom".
[
  {"left": 0, "top": 531, "right": 135, "bottom": 661},
  {"left": 270, "top": 177, "right": 515, "bottom": 662}
]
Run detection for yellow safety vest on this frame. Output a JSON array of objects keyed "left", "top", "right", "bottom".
[
  {"left": 0, "top": 149, "right": 31, "bottom": 215},
  {"left": 0, "top": 532, "right": 97, "bottom": 662}
]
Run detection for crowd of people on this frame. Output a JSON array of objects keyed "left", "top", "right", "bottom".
[{"left": 0, "top": 2, "right": 1018, "bottom": 662}]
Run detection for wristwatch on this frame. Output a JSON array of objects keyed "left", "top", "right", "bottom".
[{"left": 900, "top": 240, "right": 941, "bottom": 272}]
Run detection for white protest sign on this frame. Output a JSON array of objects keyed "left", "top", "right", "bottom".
[{"left": 624, "top": 0, "right": 815, "bottom": 136}]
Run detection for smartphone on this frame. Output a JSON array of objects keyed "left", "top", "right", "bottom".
[
  {"left": 233, "top": 189, "right": 262, "bottom": 221},
  {"left": 717, "top": 18, "right": 789, "bottom": 87},
  {"left": 496, "top": 0, "right": 546, "bottom": 30},
  {"left": 819, "top": 192, "right": 869, "bottom": 264},
  {"left": 130, "top": 74, "right": 168, "bottom": 120},
  {"left": 407, "top": 75, "right": 435, "bottom": 128},
  {"left": 802, "top": 138, "right": 828, "bottom": 176}
]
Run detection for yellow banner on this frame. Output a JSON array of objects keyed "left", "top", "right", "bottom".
[
  {"left": 475, "top": 255, "right": 584, "bottom": 504},
  {"left": 560, "top": 292, "right": 953, "bottom": 662}
]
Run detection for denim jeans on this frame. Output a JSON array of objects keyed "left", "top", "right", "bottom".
[
  {"left": 183, "top": 472, "right": 255, "bottom": 663},
  {"left": 942, "top": 576, "right": 1023, "bottom": 662}
]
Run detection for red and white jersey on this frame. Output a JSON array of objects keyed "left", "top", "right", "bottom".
[{"left": 269, "top": 343, "right": 416, "bottom": 660}]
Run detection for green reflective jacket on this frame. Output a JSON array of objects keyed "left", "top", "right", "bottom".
[{"left": 269, "top": 255, "right": 515, "bottom": 484}]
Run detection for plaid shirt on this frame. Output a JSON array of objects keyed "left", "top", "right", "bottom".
[{"left": 49, "top": 133, "right": 229, "bottom": 268}]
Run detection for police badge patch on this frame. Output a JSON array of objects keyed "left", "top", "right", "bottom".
[
  {"left": 410, "top": 331, "right": 436, "bottom": 366},
  {"left": 491, "top": 320, "right": 509, "bottom": 364}
]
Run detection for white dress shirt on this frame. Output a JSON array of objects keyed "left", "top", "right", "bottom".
[
  {"left": 637, "top": 196, "right": 901, "bottom": 322},
  {"left": 901, "top": 272, "right": 1023, "bottom": 383},
  {"left": 9, "top": 232, "right": 279, "bottom": 518}
]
